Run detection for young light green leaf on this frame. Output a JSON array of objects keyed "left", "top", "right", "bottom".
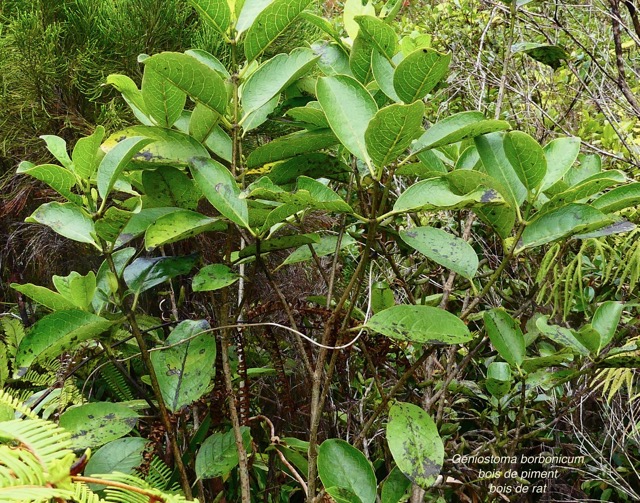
[
  {"left": 393, "top": 48, "right": 451, "bottom": 103},
  {"left": 365, "top": 102, "right": 424, "bottom": 174},
  {"left": 16, "top": 162, "right": 81, "bottom": 204},
  {"left": 281, "top": 234, "right": 357, "bottom": 267},
  {"left": 59, "top": 402, "right": 138, "bottom": 449},
  {"left": 97, "top": 136, "right": 153, "bottom": 199},
  {"left": 196, "top": 427, "right": 251, "bottom": 479},
  {"left": 189, "top": 0, "right": 231, "bottom": 36},
  {"left": 593, "top": 301, "right": 623, "bottom": 351},
  {"left": 242, "top": 48, "right": 318, "bottom": 116},
  {"left": 143, "top": 52, "right": 228, "bottom": 114},
  {"left": 123, "top": 255, "right": 197, "bottom": 296},
  {"left": 235, "top": 0, "right": 273, "bottom": 33},
  {"left": 400, "top": 226, "right": 478, "bottom": 280},
  {"left": 190, "top": 157, "right": 249, "bottom": 228},
  {"left": 141, "top": 67, "right": 187, "bottom": 128},
  {"left": 412, "top": 111, "right": 510, "bottom": 152},
  {"left": 151, "top": 320, "right": 215, "bottom": 412},
  {"left": 517, "top": 204, "right": 613, "bottom": 251},
  {"left": 246, "top": 129, "right": 338, "bottom": 168},
  {"left": 145, "top": 210, "right": 226, "bottom": 250},
  {"left": 26, "top": 202, "right": 98, "bottom": 246},
  {"left": 483, "top": 309, "right": 525, "bottom": 367},
  {"left": 475, "top": 132, "right": 527, "bottom": 207},
  {"left": 106, "top": 74, "right": 149, "bottom": 119},
  {"left": 540, "top": 137, "right": 581, "bottom": 191},
  {"left": 354, "top": 15, "right": 398, "bottom": 59},
  {"left": 343, "top": 0, "right": 376, "bottom": 39},
  {"left": 71, "top": 126, "right": 106, "bottom": 180},
  {"left": 40, "top": 135, "right": 72, "bottom": 169},
  {"left": 312, "top": 41, "right": 352, "bottom": 77},
  {"left": 486, "top": 362, "right": 512, "bottom": 398},
  {"left": 318, "top": 439, "right": 377, "bottom": 503},
  {"left": 366, "top": 305, "right": 471, "bottom": 344},
  {"left": 592, "top": 182, "right": 640, "bottom": 213},
  {"left": 10, "top": 283, "right": 75, "bottom": 311},
  {"left": 503, "top": 131, "right": 547, "bottom": 192},
  {"left": 193, "top": 264, "right": 240, "bottom": 291},
  {"left": 317, "top": 75, "right": 377, "bottom": 170},
  {"left": 387, "top": 402, "right": 443, "bottom": 489},
  {"left": 14, "top": 310, "right": 112, "bottom": 376},
  {"left": 244, "top": 0, "right": 312, "bottom": 61},
  {"left": 52, "top": 271, "right": 96, "bottom": 310}
]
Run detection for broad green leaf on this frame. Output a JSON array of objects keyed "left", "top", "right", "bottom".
[
  {"left": 95, "top": 205, "right": 136, "bottom": 244},
  {"left": 302, "top": 12, "right": 343, "bottom": 44},
  {"left": 536, "top": 316, "right": 590, "bottom": 355},
  {"left": 475, "top": 132, "right": 527, "bottom": 207},
  {"left": 151, "top": 320, "right": 215, "bottom": 412},
  {"left": 16, "top": 162, "right": 81, "bottom": 204},
  {"left": 318, "top": 439, "right": 376, "bottom": 503},
  {"left": 566, "top": 153, "right": 601, "bottom": 187},
  {"left": 193, "top": 264, "right": 240, "bottom": 291},
  {"left": 521, "top": 351, "right": 573, "bottom": 373},
  {"left": 354, "top": 15, "right": 398, "bottom": 59},
  {"left": 512, "top": 42, "right": 568, "bottom": 69},
  {"left": 343, "top": 0, "right": 376, "bottom": 39},
  {"left": 325, "top": 488, "right": 360, "bottom": 503},
  {"left": 372, "top": 50, "right": 400, "bottom": 102},
  {"left": 503, "top": 131, "right": 546, "bottom": 192},
  {"left": 204, "top": 125, "right": 233, "bottom": 162},
  {"left": 143, "top": 52, "right": 228, "bottom": 114},
  {"left": 517, "top": 204, "right": 613, "bottom": 251},
  {"left": 486, "top": 362, "right": 511, "bottom": 398},
  {"left": 578, "top": 324, "right": 601, "bottom": 354},
  {"left": 71, "top": 126, "right": 106, "bottom": 180},
  {"left": 267, "top": 153, "right": 350, "bottom": 185},
  {"left": 103, "top": 126, "right": 209, "bottom": 167},
  {"left": 189, "top": 0, "right": 231, "bottom": 36},
  {"left": 312, "top": 41, "right": 352, "bottom": 77},
  {"left": 10, "top": 283, "right": 75, "bottom": 311},
  {"left": 84, "top": 438, "right": 149, "bottom": 478},
  {"left": 365, "top": 102, "right": 424, "bottom": 174},
  {"left": 349, "top": 35, "right": 374, "bottom": 84},
  {"left": 317, "top": 75, "right": 377, "bottom": 170},
  {"left": 456, "top": 146, "right": 481, "bottom": 170},
  {"left": 244, "top": 0, "right": 312, "bottom": 61},
  {"left": 145, "top": 210, "right": 226, "bottom": 250},
  {"left": 380, "top": 466, "right": 411, "bottom": 503},
  {"left": 539, "top": 171, "right": 625, "bottom": 214},
  {"left": 393, "top": 176, "right": 504, "bottom": 213},
  {"left": 59, "top": 402, "right": 138, "bottom": 449},
  {"left": 196, "top": 427, "right": 251, "bottom": 479},
  {"left": 540, "top": 137, "right": 580, "bottom": 191},
  {"left": 93, "top": 247, "right": 135, "bottom": 312},
  {"left": 400, "top": 226, "right": 478, "bottom": 279},
  {"left": 572, "top": 219, "right": 635, "bottom": 239},
  {"left": 484, "top": 309, "right": 525, "bottom": 367},
  {"left": 235, "top": 0, "right": 273, "bottom": 33},
  {"left": 106, "top": 74, "right": 149, "bottom": 120},
  {"left": 184, "top": 48, "right": 230, "bottom": 78},
  {"left": 593, "top": 182, "right": 640, "bottom": 213},
  {"left": 26, "top": 202, "right": 97, "bottom": 246},
  {"left": 123, "top": 255, "right": 197, "bottom": 296},
  {"left": 366, "top": 305, "right": 471, "bottom": 344},
  {"left": 52, "top": 271, "right": 96, "bottom": 310},
  {"left": 387, "top": 402, "right": 443, "bottom": 489},
  {"left": 281, "top": 234, "right": 357, "bottom": 267},
  {"left": 371, "top": 281, "right": 395, "bottom": 313},
  {"left": 142, "top": 167, "right": 201, "bottom": 210},
  {"left": 15, "top": 310, "right": 112, "bottom": 376},
  {"left": 190, "top": 157, "right": 249, "bottom": 228},
  {"left": 141, "top": 67, "right": 187, "bottom": 128},
  {"left": 412, "top": 111, "right": 510, "bottom": 152},
  {"left": 116, "top": 207, "right": 179, "bottom": 248},
  {"left": 40, "top": 135, "right": 72, "bottom": 169},
  {"left": 593, "top": 301, "right": 623, "bottom": 351},
  {"left": 246, "top": 129, "right": 338, "bottom": 168},
  {"left": 242, "top": 48, "right": 318, "bottom": 116},
  {"left": 189, "top": 103, "right": 219, "bottom": 143},
  {"left": 285, "top": 102, "right": 330, "bottom": 128},
  {"left": 247, "top": 176, "right": 352, "bottom": 213},
  {"left": 237, "top": 233, "right": 320, "bottom": 260},
  {"left": 97, "top": 136, "right": 153, "bottom": 199},
  {"left": 393, "top": 48, "right": 450, "bottom": 103}
]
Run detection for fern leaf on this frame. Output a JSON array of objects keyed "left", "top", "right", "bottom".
[
  {"left": 0, "top": 418, "right": 73, "bottom": 465},
  {"left": 101, "top": 362, "right": 134, "bottom": 401},
  {"left": 1, "top": 316, "right": 25, "bottom": 357},
  {"left": 0, "top": 389, "right": 39, "bottom": 419},
  {"left": 72, "top": 481, "right": 107, "bottom": 503},
  {"left": 143, "top": 456, "right": 178, "bottom": 492}
]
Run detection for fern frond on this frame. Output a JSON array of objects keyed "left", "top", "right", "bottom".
[
  {"left": 0, "top": 389, "right": 39, "bottom": 419},
  {"left": 102, "top": 362, "right": 134, "bottom": 401},
  {"left": 87, "top": 472, "right": 198, "bottom": 503},
  {"left": 0, "top": 418, "right": 73, "bottom": 465},
  {"left": 1, "top": 316, "right": 25, "bottom": 357},
  {"left": 0, "top": 485, "right": 74, "bottom": 502},
  {"left": 23, "top": 367, "right": 56, "bottom": 386},
  {"left": 143, "top": 456, "right": 178, "bottom": 491},
  {"left": 72, "top": 481, "right": 107, "bottom": 503}
]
